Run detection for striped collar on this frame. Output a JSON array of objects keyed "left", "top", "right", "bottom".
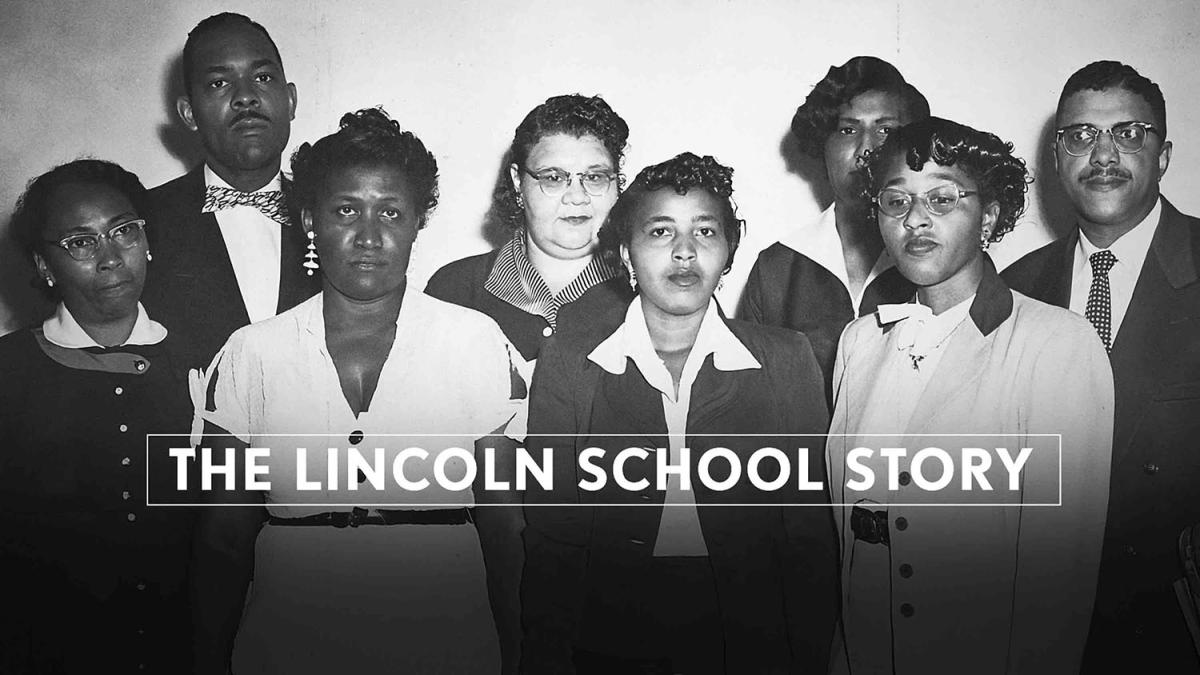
[{"left": 484, "top": 230, "right": 620, "bottom": 327}]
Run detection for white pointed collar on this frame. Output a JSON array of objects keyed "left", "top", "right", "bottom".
[{"left": 588, "top": 296, "right": 761, "bottom": 379}]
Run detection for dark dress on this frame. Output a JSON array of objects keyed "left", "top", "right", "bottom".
[
  {"left": 0, "top": 328, "right": 195, "bottom": 673},
  {"left": 739, "top": 241, "right": 915, "bottom": 405}
]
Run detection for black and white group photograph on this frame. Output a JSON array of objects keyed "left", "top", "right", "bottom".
[{"left": 2, "top": 0, "right": 1200, "bottom": 673}]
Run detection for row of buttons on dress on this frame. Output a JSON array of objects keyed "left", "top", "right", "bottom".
[
  {"left": 895, "top": 470, "right": 914, "bottom": 618},
  {"left": 118, "top": 381, "right": 138, "bottom": 523},
  {"left": 117, "top": 363, "right": 155, "bottom": 671}
]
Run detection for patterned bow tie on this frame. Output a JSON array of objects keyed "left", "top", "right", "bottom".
[{"left": 202, "top": 185, "right": 290, "bottom": 226}]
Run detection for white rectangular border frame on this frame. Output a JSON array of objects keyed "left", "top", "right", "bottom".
[{"left": 145, "top": 433, "right": 1063, "bottom": 508}]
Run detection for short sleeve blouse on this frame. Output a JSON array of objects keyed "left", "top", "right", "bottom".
[{"left": 197, "top": 287, "right": 520, "bottom": 517}]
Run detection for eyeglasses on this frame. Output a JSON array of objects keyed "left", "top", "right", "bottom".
[
  {"left": 874, "top": 185, "right": 977, "bottom": 219},
  {"left": 521, "top": 167, "right": 618, "bottom": 197},
  {"left": 47, "top": 219, "right": 147, "bottom": 261},
  {"left": 1055, "top": 121, "right": 1159, "bottom": 157}
]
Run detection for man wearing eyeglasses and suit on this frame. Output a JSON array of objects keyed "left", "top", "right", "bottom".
[
  {"left": 1003, "top": 60, "right": 1200, "bottom": 672},
  {"left": 142, "top": 13, "right": 318, "bottom": 369}
]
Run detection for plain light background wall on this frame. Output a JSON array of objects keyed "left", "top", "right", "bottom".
[{"left": 3, "top": 0, "right": 1200, "bottom": 334}]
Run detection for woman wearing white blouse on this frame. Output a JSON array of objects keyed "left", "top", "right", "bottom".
[
  {"left": 190, "top": 109, "right": 522, "bottom": 674},
  {"left": 827, "top": 117, "right": 1114, "bottom": 675}
]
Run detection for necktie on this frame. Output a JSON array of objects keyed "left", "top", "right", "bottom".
[
  {"left": 202, "top": 185, "right": 290, "bottom": 227},
  {"left": 1085, "top": 250, "right": 1118, "bottom": 352}
]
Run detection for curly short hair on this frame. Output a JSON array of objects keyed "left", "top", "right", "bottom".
[
  {"left": 1058, "top": 60, "right": 1167, "bottom": 138},
  {"left": 493, "top": 94, "right": 630, "bottom": 231},
  {"left": 791, "top": 56, "right": 930, "bottom": 159},
  {"left": 11, "top": 158, "right": 147, "bottom": 257},
  {"left": 182, "top": 13, "right": 282, "bottom": 95},
  {"left": 863, "top": 117, "right": 1031, "bottom": 243},
  {"left": 289, "top": 107, "right": 439, "bottom": 228},
  {"left": 598, "top": 152, "right": 745, "bottom": 274}
]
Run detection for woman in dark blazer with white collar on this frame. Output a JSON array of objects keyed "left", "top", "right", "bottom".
[{"left": 521, "top": 153, "right": 836, "bottom": 675}]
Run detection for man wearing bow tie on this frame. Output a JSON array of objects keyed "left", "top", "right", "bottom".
[
  {"left": 1003, "top": 61, "right": 1200, "bottom": 671},
  {"left": 142, "top": 13, "right": 319, "bottom": 368}
]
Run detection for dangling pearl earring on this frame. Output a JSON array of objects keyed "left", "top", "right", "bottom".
[
  {"left": 515, "top": 192, "right": 526, "bottom": 210},
  {"left": 627, "top": 267, "right": 638, "bottom": 291},
  {"left": 146, "top": 250, "right": 153, "bottom": 262},
  {"left": 45, "top": 277, "right": 55, "bottom": 288},
  {"left": 304, "top": 231, "right": 320, "bottom": 276}
]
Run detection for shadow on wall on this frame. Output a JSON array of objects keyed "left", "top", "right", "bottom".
[
  {"left": 779, "top": 127, "right": 832, "bottom": 210},
  {"left": 157, "top": 52, "right": 203, "bottom": 174},
  {"left": 482, "top": 148, "right": 517, "bottom": 250},
  {"left": 0, "top": 229, "right": 49, "bottom": 335},
  {"left": 1033, "top": 113, "right": 1078, "bottom": 240}
]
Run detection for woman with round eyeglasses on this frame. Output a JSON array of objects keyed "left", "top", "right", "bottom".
[
  {"left": 0, "top": 159, "right": 194, "bottom": 672},
  {"left": 523, "top": 153, "right": 835, "bottom": 674},
  {"left": 739, "top": 56, "right": 929, "bottom": 405},
  {"left": 427, "top": 94, "right": 631, "bottom": 377},
  {"left": 190, "top": 109, "right": 522, "bottom": 674},
  {"left": 825, "top": 117, "right": 1115, "bottom": 674}
]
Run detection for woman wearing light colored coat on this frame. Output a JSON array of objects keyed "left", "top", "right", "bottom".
[{"left": 826, "top": 117, "right": 1114, "bottom": 675}]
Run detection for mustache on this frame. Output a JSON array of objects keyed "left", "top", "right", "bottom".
[
  {"left": 230, "top": 110, "right": 271, "bottom": 127},
  {"left": 1080, "top": 167, "right": 1132, "bottom": 181}
]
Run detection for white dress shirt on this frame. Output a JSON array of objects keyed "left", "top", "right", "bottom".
[
  {"left": 42, "top": 302, "right": 167, "bottom": 348},
  {"left": 587, "top": 296, "right": 762, "bottom": 557},
  {"left": 204, "top": 165, "right": 284, "bottom": 324},
  {"left": 778, "top": 204, "right": 898, "bottom": 314},
  {"left": 1069, "top": 198, "right": 1161, "bottom": 343}
]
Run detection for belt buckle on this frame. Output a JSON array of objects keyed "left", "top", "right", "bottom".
[
  {"left": 348, "top": 506, "right": 370, "bottom": 527},
  {"left": 851, "top": 505, "right": 890, "bottom": 546}
]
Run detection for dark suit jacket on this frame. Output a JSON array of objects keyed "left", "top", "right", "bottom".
[
  {"left": 140, "top": 167, "right": 319, "bottom": 369},
  {"left": 739, "top": 242, "right": 915, "bottom": 406},
  {"left": 1002, "top": 197, "right": 1200, "bottom": 672},
  {"left": 521, "top": 303, "right": 838, "bottom": 674}
]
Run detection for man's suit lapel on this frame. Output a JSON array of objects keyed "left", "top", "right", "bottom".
[
  {"left": 1108, "top": 198, "right": 1200, "bottom": 463},
  {"left": 1026, "top": 229, "right": 1079, "bottom": 309},
  {"left": 182, "top": 168, "right": 251, "bottom": 324}
]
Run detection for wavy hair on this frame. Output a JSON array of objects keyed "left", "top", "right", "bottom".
[
  {"left": 598, "top": 152, "right": 744, "bottom": 274},
  {"left": 791, "top": 56, "right": 929, "bottom": 160},
  {"left": 11, "top": 158, "right": 147, "bottom": 257},
  {"left": 1058, "top": 60, "right": 1167, "bottom": 138},
  {"left": 289, "top": 107, "right": 439, "bottom": 228},
  {"left": 492, "top": 94, "right": 630, "bottom": 231},
  {"left": 863, "top": 117, "right": 1031, "bottom": 242}
]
